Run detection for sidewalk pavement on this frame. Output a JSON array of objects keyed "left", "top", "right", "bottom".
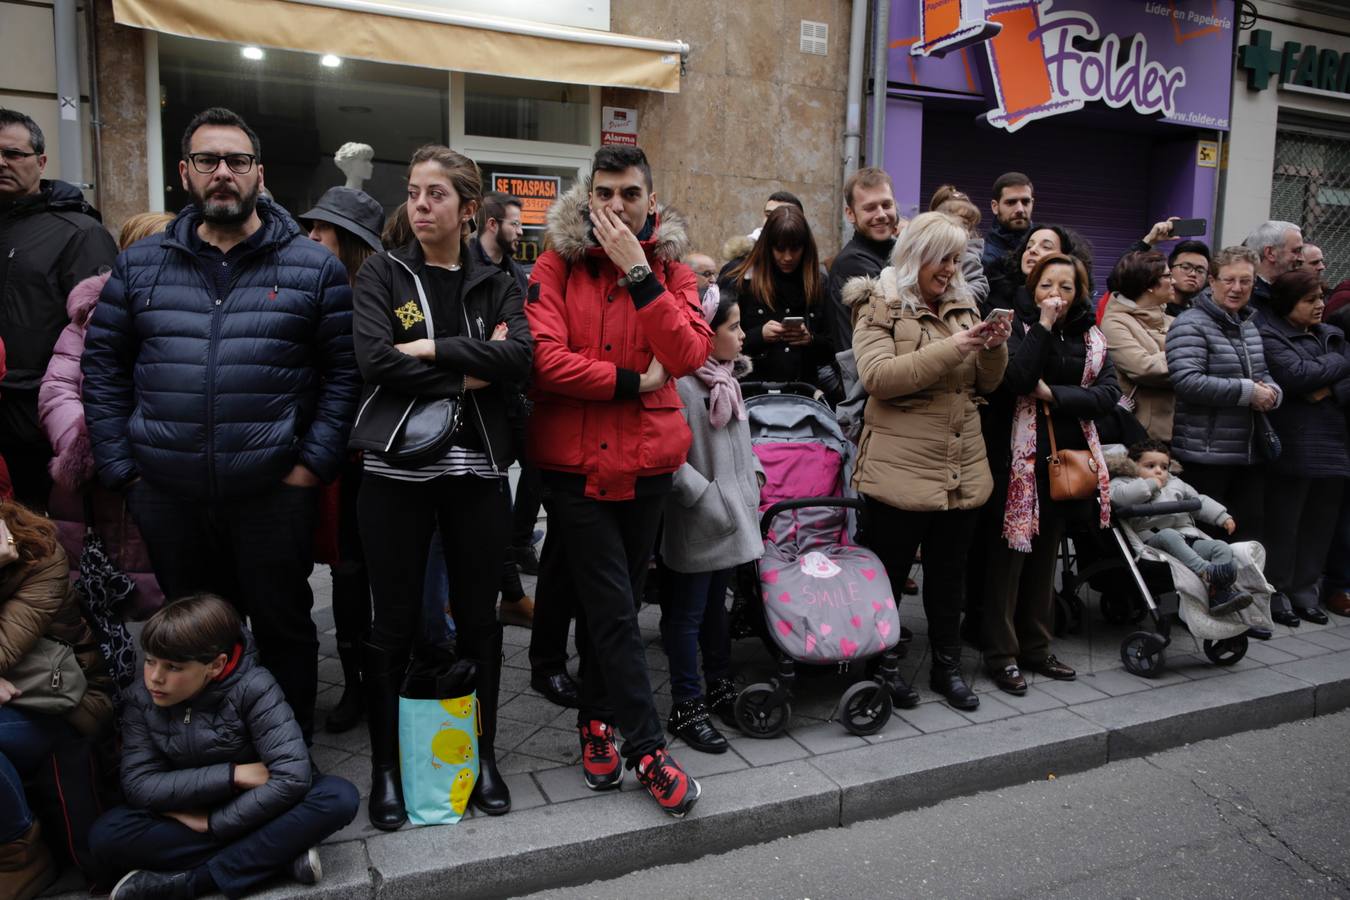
[{"left": 47, "top": 562, "right": 1350, "bottom": 899}]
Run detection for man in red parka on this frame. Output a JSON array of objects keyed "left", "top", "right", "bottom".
[{"left": 525, "top": 146, "right": 713, "bottom": 818}]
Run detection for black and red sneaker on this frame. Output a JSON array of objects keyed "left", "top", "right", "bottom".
[
  {"left": 578, "top": 720, "right": 623, "bottom": 791},
  {"left": 634, "top": 747, "right": 701, "bottom": 818}
]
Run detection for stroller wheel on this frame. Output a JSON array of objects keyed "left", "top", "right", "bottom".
[
  {"left": 1202, "top": 636, "right": 1248, "bottom": 667},
  {"left": 1121, "top": 631, "right": 1167, "bottom": 678},
  {"left": 838, "top": 680, "right": 892, "bottom": 736},
  {"left": 734, "top": 683, "right": 792, "bottom": 739}
]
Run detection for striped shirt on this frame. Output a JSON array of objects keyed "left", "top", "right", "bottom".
[{"left": 363, "top": 445, "right": 501, "bottom": 482}]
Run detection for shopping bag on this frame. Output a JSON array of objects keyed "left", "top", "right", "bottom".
[{"left": 398, "top": 651, "right": 479, "bottom": 826}]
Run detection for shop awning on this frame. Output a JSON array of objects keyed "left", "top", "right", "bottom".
[{"left": 113, "top": 0, "right": 686, "bottom": 92}]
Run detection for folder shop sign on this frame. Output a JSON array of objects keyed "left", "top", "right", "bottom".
[
  {"left": 896, "top": 0, "right": 1235, "bottom": 133},
  {"left": 491, "top": 174, "right": 560, "bottom": 227}
]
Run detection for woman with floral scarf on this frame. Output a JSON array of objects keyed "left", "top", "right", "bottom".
[{"left": 982, "top": 253, "right": 1119, "bottom": 696}]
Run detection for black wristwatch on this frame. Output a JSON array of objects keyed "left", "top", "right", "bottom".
[{"left": 627, "top": 264, "right": 652, "bottom": 285}]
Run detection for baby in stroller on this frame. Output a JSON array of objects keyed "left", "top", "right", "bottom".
[{"left": 1109, "top": 439, "right": 1254, "bottom": 617}]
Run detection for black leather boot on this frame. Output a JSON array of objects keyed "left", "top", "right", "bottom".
[
  {"left": 667, "top": 698, "right": 729, "bottom": 754},
  {"left": 326, "top": 643, "right": 365, "bottom": 733},
  {"left": 929, "top": 644, "right": 979, "bottom": 711},
  {"left": 706, "top": 677, "right": 738, "bottom": 729},
  {"left": 874, "top": 651, "right": 920, "bottom": 709},
  {"left": 363, "top": 642, "right": 407, "bottom": 831},
  {"left": 328, "top": 563, "right": 370, "bottom": 733},
  {"left": 470, "top": 631, "right": 512, "bottom": 816}
]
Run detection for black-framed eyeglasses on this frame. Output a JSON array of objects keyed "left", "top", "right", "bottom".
[
  {"left": 0, "top": 148, "right": 39, "bottom": 162},
  {"left": 1173, "top": 262, "right": 1208, "bottom": 277},
  {"left": 187, "top": 152, "right": 257, "bottom": 175}
]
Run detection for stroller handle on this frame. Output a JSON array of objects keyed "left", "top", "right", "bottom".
[
  {"left": 740, "top": 381, "right": 824, "bottom": 401},
  {"left": 760, "top": 497, "right": 866, "bottom": 538},
  {"left": 1113, "top": 499, "right": 1202, "bottom": 520}
]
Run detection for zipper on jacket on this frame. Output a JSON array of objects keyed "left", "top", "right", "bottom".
[
  {"left": 459, "top": 300, "right": 499, "bottom": 470},
  {"left": 184, "top": 707, "right": 192, "bottom": 724},
  {"left": 0, "top": 248, "right": 13, "bottom": 301}
]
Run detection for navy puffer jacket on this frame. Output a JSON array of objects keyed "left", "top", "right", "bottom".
[
  {"left": 82, "top": 199, "right": 359, "bottom": 498},
  {"left": 1166, "top": 292, "right": 1282, "bottom": 465},
  {"left": 118, "top": 628, "right": 311, "bottom": 842},
  {"left": 1258, "top": 316, "right": 1350, "bottom": 478}
]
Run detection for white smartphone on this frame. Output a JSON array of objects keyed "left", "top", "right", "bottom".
[{"left": 983, "top": 308, "right": 1014, "bottom": 325}]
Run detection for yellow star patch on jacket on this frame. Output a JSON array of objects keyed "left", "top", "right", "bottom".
[{"left": 396, "top": 300, "right": 425, "bottom": 330}]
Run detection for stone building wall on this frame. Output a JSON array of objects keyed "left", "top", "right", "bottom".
[
  {"left": 92, "top": 0, "right": 148, "bottom": 234},
  {"left": 605, "top": 0, "right": 854, "bottom": 259}
]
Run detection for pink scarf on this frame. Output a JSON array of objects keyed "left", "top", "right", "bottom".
[
  {"left": 1002, "top": 324, "right": 1112, "bottom": 552},
  {"left": 693, "top": 358, "right": 746, "bottom": 429}
]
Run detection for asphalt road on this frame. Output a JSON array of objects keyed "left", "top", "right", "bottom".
[{"left": 521, "top": 711, "right": 1350, "bottom": 900}]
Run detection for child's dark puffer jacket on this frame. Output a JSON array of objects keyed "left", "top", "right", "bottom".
[{"left": 118, "top": 627, "right": 310, "bottom": 841}]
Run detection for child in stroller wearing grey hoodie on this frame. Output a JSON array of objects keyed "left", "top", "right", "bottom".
[{"left": 1109, "top": 439, "right": 1254, "bottom": 617}]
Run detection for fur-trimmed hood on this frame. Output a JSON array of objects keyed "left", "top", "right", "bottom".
[
  {"left": 544, "top": 177, "right": 690, "bottom": 264},
  {"left": 840, "top": 266, "right": 975, "bottom": 318},
  {"left": 721, "top": 233, "right": 754, "bottom": 267},
  {"left": 67, "top": 271, "right": 111, "bottom": 327}
]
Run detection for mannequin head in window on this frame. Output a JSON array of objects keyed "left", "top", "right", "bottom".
[{"left": 335, "top": 142, "right": 374, "bottom": 189}]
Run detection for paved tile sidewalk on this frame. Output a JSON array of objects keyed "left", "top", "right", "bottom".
[{"left": 303, "top": 559, "right": 1350, "bottom": 847}]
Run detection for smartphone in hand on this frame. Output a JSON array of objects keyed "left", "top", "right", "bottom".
[{"left": 782, "top": 316, "right": 806, "bottom": 330}]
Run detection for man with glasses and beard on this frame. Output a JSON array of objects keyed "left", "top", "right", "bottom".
[{"left": 82, "top": 107, "right": 360, "bottom": 741}]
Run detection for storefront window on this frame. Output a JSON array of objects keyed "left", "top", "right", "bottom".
[
  {"left": 157, "top": 35, "right": 449, "bottom": 221},
  {"left": 478, "top": 162, "right": 581, "bottom": 267},
  {"left": 463, "top": 74, "right": 590, "bottom": 146}
]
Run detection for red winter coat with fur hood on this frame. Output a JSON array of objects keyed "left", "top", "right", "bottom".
[{"left": 526, "top": 182, "right": 713, "bottom": 501}]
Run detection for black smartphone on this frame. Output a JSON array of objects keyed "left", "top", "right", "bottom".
[
  {"left": 782, "top": 316, "right": 806, "bottom": 329},
  {"left": 1170, "top": 218, "right": 1207, "bottom": 237}
]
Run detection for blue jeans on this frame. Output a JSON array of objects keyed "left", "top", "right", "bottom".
[
  {"left": 88, "top": 775, "right": 359, "bottom": 899},
  {"left": 659, "top": 568, "right": 734, "bottom": 704},
  {"left": 0, "top": 707, "right": 74, "bottom": 841}
]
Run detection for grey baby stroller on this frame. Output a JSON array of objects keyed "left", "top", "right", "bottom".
[{"left": 730, "top": 382, "right": 909, "bottom": 738}]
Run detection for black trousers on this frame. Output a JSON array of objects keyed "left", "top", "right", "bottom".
[
  {"left": 862, "top": 497, "right": 979, "bottom": 654},
  {"left": 1179, "top": 461, "right": 1266, "bottom": 544},
  {"left": 544, "top": 483, "right": 665, "bottom": 762},
  {"left": 511, "top": 462, "right": 543, "bottom": 549},
  {"left": 358, "top": 473, "right": 508, "bottom": 671},
  {"left": 1264, "top": 474, "right": 1345, "bottom": 612},
  {"left": 332, "top": 459, "right": 371, "bottom": 660},
  {"left": 88, "top": 776, "right": 358, "bottom": 900},
  {"left": 127, "top": 479, "right": 320, "bottom": 740},
  {"left": 0, "top": 440, "right": 52, "bottom": 511},
  {"left": 529, "top": 498, "right": 581, "bottom": 676}
]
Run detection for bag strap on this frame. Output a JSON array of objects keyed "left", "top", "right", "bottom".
[
  {"left": 82, "top": 492, "right": 96, "bottom": 534},
  {"left": 1042, "top": 400, "right": 1060, "bottom": 460}
]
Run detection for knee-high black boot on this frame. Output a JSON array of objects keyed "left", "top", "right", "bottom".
[
  {"left": 470, "top": 630, "right": 512, "bottom": 815},
  {"left": 327, "top": 563, "right": 370, "bottom": 733},
  {"left": 363, "top": 642, "right": 407, "bottom": 831}
]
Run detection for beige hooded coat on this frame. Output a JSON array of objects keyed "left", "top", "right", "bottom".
[{"left": 846, "top": 268, "right": 1008, "bottom": 512}]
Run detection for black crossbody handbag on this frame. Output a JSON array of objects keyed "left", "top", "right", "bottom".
[{"left": 349, "top": 256, "right": 464, "bottom": 467}]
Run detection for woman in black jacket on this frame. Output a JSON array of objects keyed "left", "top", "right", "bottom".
[
  {"left": 982, "top": 254, "right": 1119, "bottom": 696},
  {"left": 720, "top": 205, "right": 835, "bottom": 395},
  {"left": 984, "top": 224, "right": 1093, "bottom": 315},
  {"left": 351, "top": 146, "right": 531, "bottom": 830},
  {"left": 1258, "top": 268, "right": 1350, "bottom": 626}
]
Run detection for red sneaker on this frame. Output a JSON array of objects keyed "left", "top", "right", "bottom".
[
  {"left": 634, "top": 748, "right": 701, "bottom": 818},
  {"left": 578, "top": 720, "right": 623, "bottom": 790}
]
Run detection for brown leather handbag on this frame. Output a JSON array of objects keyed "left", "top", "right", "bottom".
[{"left": 1043, "top": 402, "right": 1099, "bottom": 501}]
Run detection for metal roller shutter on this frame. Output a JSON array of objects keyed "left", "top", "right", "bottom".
[{"left": 919, "top": 109, "right": 1155, "bottom": 292}]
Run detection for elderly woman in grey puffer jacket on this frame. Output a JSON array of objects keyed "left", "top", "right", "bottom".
[
  {"left": 88, "top": 596, "right": 359, "bottom": 898},
  {"left": 659, "top": 290, "right": 763, "bottom": 755},
  {"left": 1166, "top": 246, "right": 1282, "bottom": 544}
]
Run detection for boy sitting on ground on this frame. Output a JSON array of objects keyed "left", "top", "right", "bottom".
[
  {"left": 1110, "top": 439, "right": 1255, "bottom": 617},
  {"left": 89, "top": 594, "right": 358, "bottom": 899}
]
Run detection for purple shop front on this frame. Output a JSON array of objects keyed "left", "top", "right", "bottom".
[{"left": 879, "top": 0, "right": 1236, "bottom": 280}]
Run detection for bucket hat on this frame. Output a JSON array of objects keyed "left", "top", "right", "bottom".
[{"left": 298, "top": 186, "right": 385, "bottom": 253}]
